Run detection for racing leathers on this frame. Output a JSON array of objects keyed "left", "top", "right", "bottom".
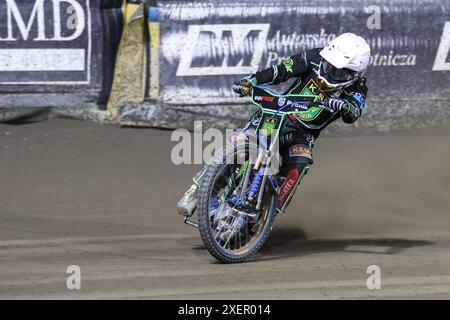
[{"left": 238, "top": 48, "right": 368, "bottom": 213}]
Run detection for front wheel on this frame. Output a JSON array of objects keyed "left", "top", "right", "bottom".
[{"left": 197, "top": 142, "right": 276, "bottom": 263}]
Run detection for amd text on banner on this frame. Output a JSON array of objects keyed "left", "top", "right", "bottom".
[
  {"left": 0, "top": 0, "right": 122, "bottom": 111},
  {"left": 119, "top": 0, "right": 450, "bottom": 133}
]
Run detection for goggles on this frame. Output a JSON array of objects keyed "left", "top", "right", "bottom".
[{"left": 322, "top": 60, "right": 358, "bottom": 82}]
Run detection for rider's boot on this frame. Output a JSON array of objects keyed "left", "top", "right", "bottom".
[
  {"left": 177, "top": 183, "right": 198, "bottom": 217},
  {"left": 177, "top": 168, "right": 206, "bottom": 217}
]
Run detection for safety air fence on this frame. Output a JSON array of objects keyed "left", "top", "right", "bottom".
[{"left": 0, "top": 0, "right": 449, "bottom": 134}]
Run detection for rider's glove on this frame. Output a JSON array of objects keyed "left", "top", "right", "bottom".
[
  {"left": 232, "top": 76, "right": 257, "bottom": 97},
  {"left": 232, "top": 82, "right": 246, "bottom": 97},
  {"left": 323, "top": 98, "right": 350, "bottom": 113}
]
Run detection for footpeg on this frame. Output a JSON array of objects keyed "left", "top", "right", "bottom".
[{"left": 184, "top": 216, "right": 199, "bottom": 228}]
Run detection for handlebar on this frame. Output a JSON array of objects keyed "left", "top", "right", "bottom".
[{"left": 234, "top": 83, "right": 336, "bottom": 114}]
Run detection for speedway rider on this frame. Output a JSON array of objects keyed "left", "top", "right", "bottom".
[{"left": 178, "top": 33, "right": 371, "bottom": 217}]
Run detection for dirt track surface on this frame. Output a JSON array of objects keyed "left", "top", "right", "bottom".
[{"left": 0, "top": 118, "right": 449, "bottom": 299}]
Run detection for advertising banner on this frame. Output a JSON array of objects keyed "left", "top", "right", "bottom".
[
  {"left": 156, "top": 0, "right": 450, "bottom": 105},
  {"left": 0, "top": 0, "right": 93, "bottom": 85},
  {"left": 116, "top": 0, "right": 450, "bottom": 132},
  {"left": 0, "top": 0, "right": 122, "bottom": 108}
]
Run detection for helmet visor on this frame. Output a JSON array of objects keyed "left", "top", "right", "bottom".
[{"left": 322, "top": 60, "right": 357, "bottom": 82}]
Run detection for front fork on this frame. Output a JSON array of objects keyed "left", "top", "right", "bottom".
[{"left": 247, "top": 131, "right": 280, "bottom": 210}]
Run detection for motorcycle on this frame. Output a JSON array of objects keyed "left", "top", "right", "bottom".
[{"left": 182, "top": 82, "right": 333, "bottom": 263}]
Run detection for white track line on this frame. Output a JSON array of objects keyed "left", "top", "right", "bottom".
[
  {"left": 0, "top": 233, "right": 193, "bottom": 249},
  {"left": 4, "top": 275, "right": 450, "bottom": 300}
]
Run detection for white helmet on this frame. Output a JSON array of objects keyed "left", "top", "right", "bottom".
[{"left": 318, "top": 33, "right": 371, "bottom": 90}]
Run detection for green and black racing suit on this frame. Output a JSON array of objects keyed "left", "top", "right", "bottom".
[{"left": 239, "top": 48, "right": 368, "bottom": 213}]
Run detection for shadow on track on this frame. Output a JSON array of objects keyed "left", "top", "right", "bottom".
[
  {"left": 255, "top": 226, "right": 433, "bottom": 262},
  {"left": 187, "top": 226, "right": 433, "bottom": 263}
]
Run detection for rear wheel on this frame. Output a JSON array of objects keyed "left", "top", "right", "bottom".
[{"left": 197, "top": 142, "right": 276, "bottom": 263}]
